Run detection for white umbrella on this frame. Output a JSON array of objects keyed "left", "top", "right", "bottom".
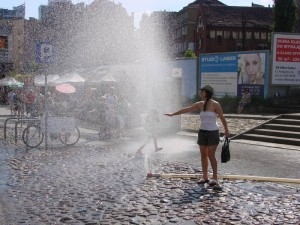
[
  {"left": 0, "top": 77, "right": 23, "bottom": 88},
  {"left": 101, "top": 74, "right": 117, "bottom": 83},
  {"left": 50, "top": 72, "right": 85, "bottom": 85},
  {"left": 34, "top": 74, "right": 60, "bottom": 86}
]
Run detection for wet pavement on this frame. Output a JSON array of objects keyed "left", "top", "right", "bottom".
[
  {"left": 0, "top": 141, "right": 299, "bottom": 225},
  {"left": 0, "top": 105, "right": 299, "bottom": 224}
]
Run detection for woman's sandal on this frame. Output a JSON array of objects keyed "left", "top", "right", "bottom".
[
  {"left": 209, "top": 179, "right": 219, "bottom": 187},
  {"left": 197, "top": 178, "right": 209, "bottom": 184}
]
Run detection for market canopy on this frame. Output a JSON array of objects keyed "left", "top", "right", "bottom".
[
  {"left": 34, "top": 74, "right": 60, "bottom": 86},
  {"left": 100, "top": 73, "right": 117, "bottom": 83},
  {"left": 84, "top": 73, "right": 117, "bottom": 85},
  {"left": 50, "top": 72, "right": 85, "bottom": 85},
  {"left": 0, "top": 76, "right": 23, "bottom": 88}
]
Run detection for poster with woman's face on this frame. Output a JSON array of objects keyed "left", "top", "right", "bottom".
[
  {"left": 237, "top": 53, "right": 266, "bottom": 97},
  {"left": 238, "top": 53, "right": 265, "bottom": 85}
]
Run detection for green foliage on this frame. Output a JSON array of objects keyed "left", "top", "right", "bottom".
[
  {"left": 273, "top": 0, "right": 297, "bottom": 32},
  {"left": 215, "top": 95, "right": 239, "bottom": 113},
  {"left": 184, "top": 49, "right": 197, "bottom": 58}
]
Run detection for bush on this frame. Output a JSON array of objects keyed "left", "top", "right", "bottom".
[{"left": 215, "top": 95, "right": 239, "bottom": 113}]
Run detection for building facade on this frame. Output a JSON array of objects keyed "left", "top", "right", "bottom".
[
  {"left": 0, "top": 3, "right": 25, "bottom": 78},
  {"left": 172, "top": 0, "right": 273, "bottom": 57},
  {"left": 0, "top": 4, "right": 25, "bottom": 20},
  {"left": 0, "top": 20, "right": 13, "bottom": 78},
  {"left": 195, "top": 4, "right": 273, "bottom": 54},
  {"left": 172, "top": 0, "right": 225, "bottom": 57}
]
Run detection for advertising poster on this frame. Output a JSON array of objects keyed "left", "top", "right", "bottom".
[
  {"left": 271, "top": 33, "right": 300, "bottom": 85},
  {"left": 36, "top": 42, "right": 55, "bottom": 64},
  {"left": 199, "top": 51, "right": 268, "bottom": 98},
  {"left": 200, "top": 53, "right": 238, "bottom": 97}
]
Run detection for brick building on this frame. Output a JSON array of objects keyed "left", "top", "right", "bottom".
[
  {"left": 195, "top": 4, "right": 273, "bottom": 54},
  {"left": 172, "top": 0, "right": 273, "bottom": 57},
  {"left": 0, "top": 4, "right": 25, "bottom": 78},
  {"left": 172, "top": 0, "right": 225, "bottom": 57}
]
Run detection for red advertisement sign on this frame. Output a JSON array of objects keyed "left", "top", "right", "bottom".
[
  {"left": 272, "top": 33, "right": 300, "bottom": 85},
  {"left": 276, "top": 38, "right": 300, "bottom": 63}
]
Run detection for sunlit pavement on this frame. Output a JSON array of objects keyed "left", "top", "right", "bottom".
[
  {"left": 0, "top": 133, "right": 299, "bottom": 224},
  {"left": 0, "top": 105, "right": 299, "bottom": 224}
]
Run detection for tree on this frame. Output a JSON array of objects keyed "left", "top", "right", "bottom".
[{"left": 273, "top": 0, "right": 297, "bottom": 32}]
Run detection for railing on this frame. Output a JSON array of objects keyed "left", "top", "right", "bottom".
[{"left": 4, "top": 117, "right": 39, "bottom": 140}]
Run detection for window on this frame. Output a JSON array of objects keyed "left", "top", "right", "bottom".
[
  {"left": 239, "top": 32, "right": 243, "bottom": 39},
  {"left": 188, "top": 42, "right": 194, "bottom": 50},
  {"left": 224, "top": 31, "right": 230, "bottom": 38},
  {"left": 261, "top": 32, "right": 267, "bottom": 40},
  {"left": 181, "top": 26, "right": 187, "bottom": 35},
  {"left": 232, "top": 31, "right": 237, "bottom": 39},
  {"left": 216, "top": 30, "right": 222, "bottom": 37},
  {"left": 210, "top": 30, "right": 215, "bottom": 38},
  {"left": 254, "top": 32, "right": 260, "bottom": 39},
  {"left": 0, "top": 36, "right": 8, "bottom": 49},
  {"left": 246, "top": 32, "right": 252, "bottom": 39}
]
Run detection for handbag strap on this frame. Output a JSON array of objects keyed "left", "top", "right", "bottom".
[{"left": 224, "top": 137, "right": 229, "bottom": 144}]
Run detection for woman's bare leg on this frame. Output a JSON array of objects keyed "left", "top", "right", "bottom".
[
  {"left": 207, "top": 145, "right": 218, "bottom": 180},
  {"left": 199, "top": 145, "right": 208, "bottom": 179}
]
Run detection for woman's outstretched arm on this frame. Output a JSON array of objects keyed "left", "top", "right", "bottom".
[{"left": 164, "top": 102, "right": 201, "bottom": 117}]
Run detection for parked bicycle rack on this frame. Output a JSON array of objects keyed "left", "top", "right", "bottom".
[
  {"left": 14, "top": 118, "right": 40, "bottom": 143},
  {"left": 4, "top": 117, "right": 20, "bottom": 139},
  {"left": 4, "top": 117, "right": 39, "bottom": 141}
]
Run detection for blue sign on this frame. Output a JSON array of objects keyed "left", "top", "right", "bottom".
[
  {"left": 36, "top": 42, "right": 55, "bottom": 64},
  {"left": 199, "top": 51, "right": 269, "bottom": 98},
  {"left": 200, "top": 53, "right": 237, "bottom": 73}
]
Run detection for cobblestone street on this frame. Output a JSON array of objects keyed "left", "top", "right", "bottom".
[
  {"left": 0, "top": 113, "right": 299, "bottom": 224},
  {"left": 0, "top": 139, "right": 299, "bottom": 224}
]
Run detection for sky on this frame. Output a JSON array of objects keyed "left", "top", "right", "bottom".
[{"left": 1, "top": 0, "right": 274, "bottom": 27}]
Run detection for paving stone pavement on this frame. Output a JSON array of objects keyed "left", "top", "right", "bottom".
[
  {"left": 0, "top": 141, "right": 299, "bottom": 225},
  {"left": 0, "top": 110, "right": 299, "bottom": 224}
]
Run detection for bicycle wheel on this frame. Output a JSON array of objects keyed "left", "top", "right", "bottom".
[
  {"left": 22, "top": 125, "right": 44, "bottom": 148},
  {"left": 59, "top": 126, "right": 80, "bottom": 146}
]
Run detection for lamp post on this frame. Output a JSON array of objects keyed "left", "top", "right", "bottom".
[{"left": 44, "top": 75, "right": 48, "bottom": 150}]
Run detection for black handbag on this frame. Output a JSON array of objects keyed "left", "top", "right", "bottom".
[{"left": 221, "top": 137, "right": 230, "bottom": 163}]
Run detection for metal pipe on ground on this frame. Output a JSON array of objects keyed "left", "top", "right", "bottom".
[{"left": 146, "top": 173, "right": 300, "bottom": 185}]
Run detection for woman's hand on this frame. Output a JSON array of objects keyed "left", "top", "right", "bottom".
[
  {"left": 164, "top": 113, "right": 173, "bottom": 117},
  {"left": 224, "top": 130, "right": 230, "bottom": 137}
]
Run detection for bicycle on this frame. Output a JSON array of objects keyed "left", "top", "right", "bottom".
[{"left": 22, "top": 115, "right": 80, "bottom": 148}]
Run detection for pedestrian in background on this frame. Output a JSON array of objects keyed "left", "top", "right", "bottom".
[
  {"left": 164, "top": 85, "right": 229, "bottom": 187},
  {"left": 237, "top": 88, "right": 252, "bottom": 114},
  {"left": 25, "top": 89, "right": 36, "bottom": 117},
  {"left": 136, "top": 109, "right": 163, "bottom": 154},
  {"left": 7, "top": 89, "right": 16, "bottom": 115}
]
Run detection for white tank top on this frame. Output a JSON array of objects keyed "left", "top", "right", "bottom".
[{"left": 200, "top": 111, "right": 219, "bottom": 131}]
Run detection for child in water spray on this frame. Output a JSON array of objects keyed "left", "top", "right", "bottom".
[{"left": 136, "top": 109, "right": 163, "bottom": 154}]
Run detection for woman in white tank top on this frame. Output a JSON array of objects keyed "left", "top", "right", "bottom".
[{"left": 165, "top": 85, "right": 229, "bottom": 187}]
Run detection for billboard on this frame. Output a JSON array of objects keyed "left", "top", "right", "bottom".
[
  {"left": 199, "top": 51, "right": 268, "bottom": 98},
  {"left": 36, "top": 42, "right": 55, "bottom": 64},
  {"left": 271, "top": 33, "right": 300, "bottom": 85}
]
